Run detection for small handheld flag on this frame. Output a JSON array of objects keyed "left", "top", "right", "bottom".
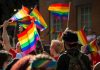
[
  {"left": 10, "top": 6, "right": 29, "bottom": 21},
  {"left": 30, "top": 7, "right": 47, "bottom": 31},
  {"left": 86, "top": 39, "right": 98, "bottom": 52},
  {"left": 48, "top": 3, "right": 70, "bottom": 17},
  {"left": 17, "top": 22, "right": 40, "bottom": 55},
  {"left": 77, "top": 28, "right": 88, "bottom": 46}
]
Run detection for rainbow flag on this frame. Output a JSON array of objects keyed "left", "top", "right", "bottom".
[
  {"left": 17, "top": 16, "right": 35, "bottom": 29},
  {"left": 77, "top": 28, "right": 88, "bottom": 46},
  {"left": 48, "top": 3, "right": 70, "bottom": 16},
  {"left": 10, "top": 6, "right": 29, "bottom": 21},
  {"left": 17, "top": 16, "right": 34, "bottom": 23},
  {"left": 19, "top": 24, "right": 28, "bottom": 29},
  {"left": 86, "top": 39, "right": 98, "bottom": 52},
  {"left": 30, "top": 7, "right": 47, "bottom": 31},
  {"left": 17, "top": 22, "right": 40, "bottom": 55}
]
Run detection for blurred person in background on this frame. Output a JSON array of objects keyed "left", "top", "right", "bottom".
[
  {"left": 90, "top": 36, "right": 100, "bottom": 66},
  {"left": 87, "top": 28, "right": 96, "bottom": 42},
  {"left": 2, "top": 20, "right": 36, "bottom": 59},
  {"left": 0, "top": 50, "right": 12, "bottom": 70},
  {"left": 56, "top": 29, "right": 92, "bottom": 70},
  {"left": 2, "top": 20, "right": 23, "bottom": 58},
  {"left": 28, "top": 54, "right": 57, "bottom": 70},
  {"left": 11, "top": 54, "right": 57, "bottom": 70},
  {"left": 50, "top": 40, "right": 64, "bottom": 60},
  {"left": 11, "top": 55, "right": 34, "bottom": 70}
]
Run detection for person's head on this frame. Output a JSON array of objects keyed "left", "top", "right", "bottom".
[
  {"left": 6, "top": 59, "right": 19, "bottom": 70},
  {"left": 15, "top": 42, "right": 22, "bottom": 53},
  {"left": 0, "top": 50, "right": 12, "bottom": 69},
  {"left": 62, "top": 29, "right": 80, "bottom": 50},
  {"left": 11, "top": 55, "right": 34, "bottom": 70},
  {"left": 93, "top": 62, "right": 100, "bottom": 70},
  {"left": 50, "top": 40, "right": 64, "bottom": 56},
  {"left": 29, "top": 54, "right": 57, "bottom": 70}
]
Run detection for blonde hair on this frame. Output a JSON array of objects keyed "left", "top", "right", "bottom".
[{"left": 50, "top": 40, "right": 64, "bottom": 54}]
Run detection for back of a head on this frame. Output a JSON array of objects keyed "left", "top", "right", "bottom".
[
  {"left": 62, "top": 30, "right": 78, "bottom": 43},
  {"left": 0, "top": 50, "right": 12, "bottom": 69},
  {"left": 30, "top": 54, "right": 57, "bottom": 70},
  {"left": 62, "top": 29, "right": 79, "bottom": 49}
]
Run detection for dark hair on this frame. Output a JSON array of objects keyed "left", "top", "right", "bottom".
[
  {"left": 62, "top": 30, "right": 82, "bottom": 50},
  {"left": 0, "top": 50, "right": 12, "bottom": 69},
  {"left": 62, "top": 30, "right": 78, "bottom": 43},
  {"left": 6, "top": 59, "right": 19, "bottom": 70}
]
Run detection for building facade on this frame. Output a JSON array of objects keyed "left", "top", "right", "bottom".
[
  {"left": 39, "top": 0, "right": 100, "bottom": 46},
  {"left": 0, "top": 0, "right": 100, "bottom": 50}
]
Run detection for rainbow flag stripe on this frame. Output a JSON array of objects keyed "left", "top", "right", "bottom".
[
  {"left": 32, "top": 58, "right": 57, "bottom": 68},
  {"left": 30, "top": 7, "right": 47, "bottom": 31},
  {"left": 17, "top": 22, "right": 40, "bottom": 55},
  {"left": 17, "top": 16, "right": 35, "bottom": 29},
  {"left": 18, "top": 16, "right": 34, "bottom": 22},
  {"left": 22, "top": 6, "right": 29, "bottom": 14},
  {"left": 48, "top": 3, "right": 70, "bottom": 16},
  {"left": 77, "top": 28, "right": 88, "bottom": 46},
  {"left": 10, "top": 6, "right": 29, "bottom": 21},
  {"left": 52, "top": 12, "right": 69, "bottom": 17},
  {"left": 8, "top": 22, "right": 17, "bottom": 26},
  {"left": 19, "top": 24, "right": 28, "bottom": 29},
  {"left": 87, "top": 39, "right": 98, "bottom": 52}
]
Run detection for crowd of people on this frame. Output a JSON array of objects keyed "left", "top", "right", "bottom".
[{"left": 0, "top": 20, "right": 100, "bottom": 70}]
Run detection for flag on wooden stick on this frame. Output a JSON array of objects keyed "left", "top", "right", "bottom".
[
  {"left": 48, "top": 3, "right": 70, "bottom": 17},
  {"left": 17, "top": 22, "right": 40, "bottom": 55},
  {"left": 30, "top": 7, "right": 47, "bottom": 31}
]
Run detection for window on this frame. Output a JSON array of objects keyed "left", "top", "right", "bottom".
[
  {"left": 50, "top": 14, "right": 62, "bottom": 40},
  {"left": 77, "top": 5, "right": 92, "bottom": 34}
]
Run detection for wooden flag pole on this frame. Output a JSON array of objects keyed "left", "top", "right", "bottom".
[
  {"left": 67, "top": 2, "right": 71, "bottom": 29},
  {"left": 13, "top": 22, "right": 17, "bottom": 47}
]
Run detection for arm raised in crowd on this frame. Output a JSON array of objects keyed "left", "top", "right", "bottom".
[
  {"left": 2, "top": 20, "right": 17, "bottom": 58},
  {"left": 2, "top": 20, "right": 12, "bottom": 51}
]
